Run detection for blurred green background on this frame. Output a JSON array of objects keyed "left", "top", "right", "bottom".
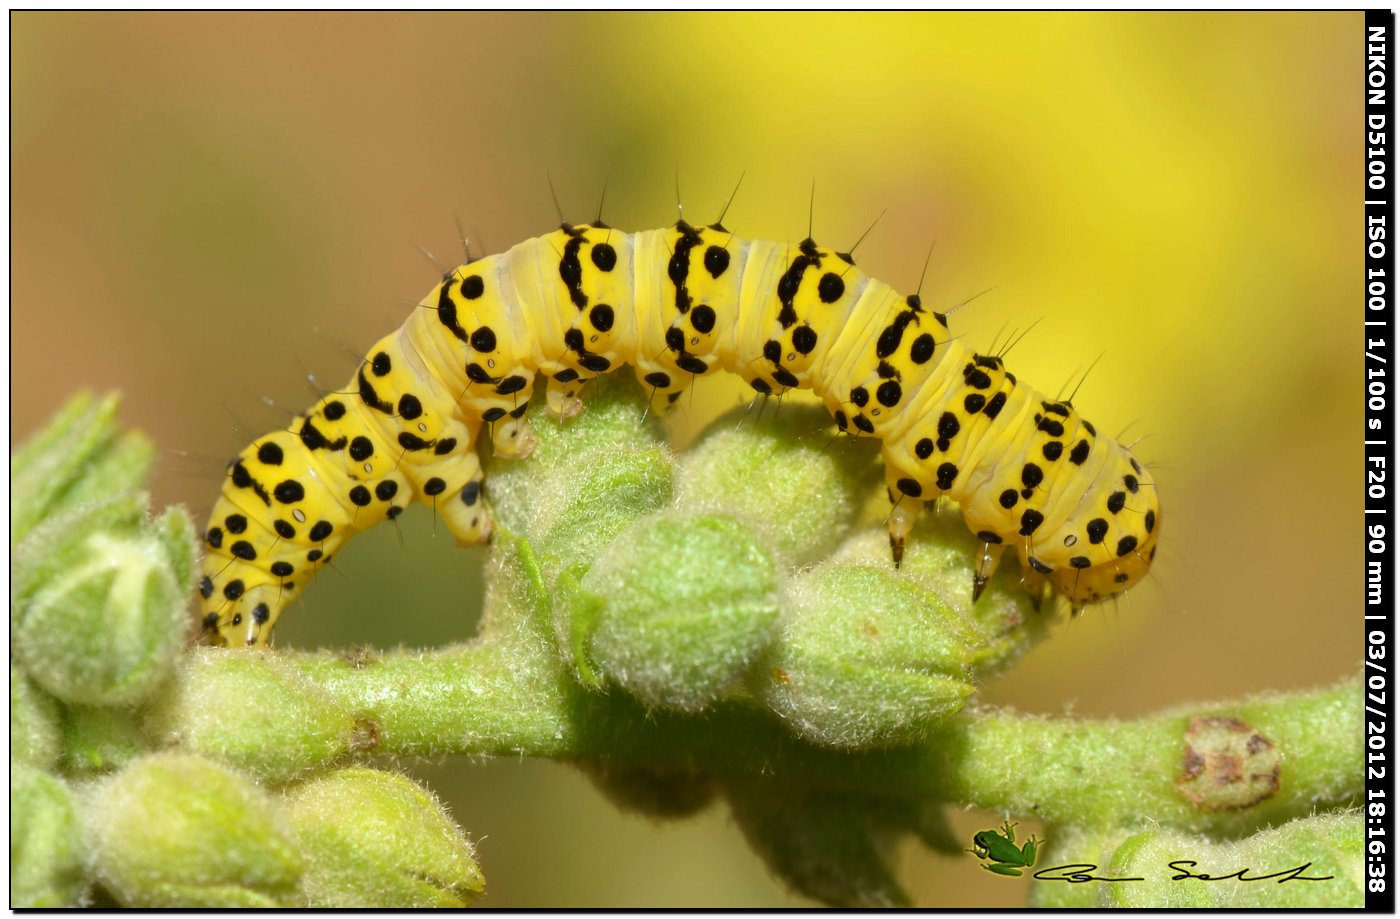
[{"left": 13, "top": 12, "right": 1360, "bottom": 907}]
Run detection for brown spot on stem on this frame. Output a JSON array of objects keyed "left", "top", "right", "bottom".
[
  {"left": 350, "top": 717, "right": 381, "bottom": 753},
  {"left": 1176, "top": 715, "right": 1280, "bottom": 811},
  {"left": 341, "top": 644, "right": 378, "bottom": 670}
]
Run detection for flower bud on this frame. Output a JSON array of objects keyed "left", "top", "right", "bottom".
[
  {"left": 676, "top": 404, "right": 880, "bottom": 564},
  {"left": 11, "top": 491, "right": 147, "bottom": 606},
  {"left": 11, "top": 392, "right": 153, "bottom": 545},
  {"left": 570, "top": 513, "right": 780, "bottom": 710},
  {"left": 827, "top": 513, "right": 1048, "bottom": 677},
  {"left": 1030, "top": 814, "right": 1362, "bottom": 908},
  {"left": 150, "top": 505, "right": 197, "bottom": 602},
  {"left": 11, "top": 764, "right": 87, "bottom": 907},
  {"left": 284, "top": 767, "right": 485, "bottom": 907},
  {"left": 15, "top": 528, "right": 188, "bottom": 706},
  {"left": 11, "top": 662, "right": 62, "bottom": 769},
  {"left": 144, "top": 648, "right": 360, "bottom": 783},
  {"left": 486, "top": 374, "right": 674, "bottom": 574},
  {"left": 88, "top": 752, "right": 301, "bottom": 907},
  {"left": 1103, "top": 813, "right": 1360, "bottom": 908},
  {"left": 757, "top": 559, "right": 980, "bottom": 748},
  {"left": 51, "top": 432, "right": 157, "bottom": 518}
]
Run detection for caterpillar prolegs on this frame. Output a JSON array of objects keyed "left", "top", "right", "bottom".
[{"left": 200, "top": 220, "right": 1161, "bottom": 647}]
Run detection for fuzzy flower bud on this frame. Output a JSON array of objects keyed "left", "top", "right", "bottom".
[
  {"left": 284, "top": 767, "right": 485, "bottom": 907},
  {"left": 11, "top": 764, "right": 87, "bottom": 907},
  {"left": 827, "top": 514, "right": 1049, "bottom": 678},
  {"left": 1030, "top": 813, "right": 1364, "bottom": 908},
  {"left": 11, "top": 491, "right": 147, "bottom": 608},
  {"left": 486, "top": 374, "right": 674, "bottom": 574},
  {"left": 568, "top": 513, "right": 781, "bottom": 710},
  {"left": 11, "top": 662, "right": 62, "bottom": 769},
  {"left": 15, "top": 513, "right": 192, "bottom": 707},
  {"left": 11, "top": 391, "right": 153, "bottom": 546},
  {"left": 144, "top": 648, "right": 362, "bottom": 783},
  {"left": 88, "top": 752, "right": 301, "bottom": 907},
  {"left": 757, "top": 558, "right": 981, "bottom": 748},
  {"left": 675, "top": 404, "right": 880, "bottom": 564}
]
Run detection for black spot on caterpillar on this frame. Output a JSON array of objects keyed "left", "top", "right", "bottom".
[{"left": 202, "top": 220, "right": 1160, "bottom": 646}]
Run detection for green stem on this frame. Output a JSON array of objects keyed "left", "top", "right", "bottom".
[
  {"left": 157, "top": 632, "right": 1360, "bottom": 835},
  {"left": 927, "top": 677, "right": 1359, "bottom": 833}
]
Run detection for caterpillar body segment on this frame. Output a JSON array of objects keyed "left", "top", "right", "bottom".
[{"left": 201, "top": 220, "right": 1160, "bottom": 647}]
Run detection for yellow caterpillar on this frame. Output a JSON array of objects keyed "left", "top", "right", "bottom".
[{"left": 200, "top": 219, "right": 1160, "bottom": 647}]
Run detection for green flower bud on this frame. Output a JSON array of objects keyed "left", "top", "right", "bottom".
[
  {"left": 11, "top": 392, "right": 153, "bottom": 546},
  {"left": 757, "top": 559, "right": 980, "bottom": 748},
  {"left": 487, "top": 374, "right": 674, "bottom": 575},
  {"left": 1030, "top": 813, "right": 1363, "bottom": 908},
  {"left": 61, "top": 703, "right": 150, "bottom": 774},
  {"left": 11, "top": 390, "right": 110, "bottom": 481},
  {"left": 50, "top": 432, "right": 156, "bottom": 521},
  {"left": 725, "top": 780, "right": 911, "bottom": 908},
  {"left": 676, "top": 404, "right": 880, "bottom": 564},
  {"left": 1025, "top": 824, "right": 1129, "bottom": 908},
  {"left": 11, "top": 764, "right": 87, "bottom": 907},
  {"left": 150, "top": 505, "right": 197, "bottom": 605},
  {"left": 540, "top": 442, "right": 676, "bottom": 574},
  {"left": 15, "top": 529, "right": 188, "bottom": 707},
  {"left": 827, "top": 513, "right": 1049, "bottom": 677},
  {"left": 570, "top": 513, "right": 781, "bottom": 710},
  {"left": 1106, "top": 812, "right": 1362, "bottom": 908},
  {"left": 11, "top": 662, "right": 62, "bottom": 769},
  {"left": 11, "top": 491, "right": 147, "bottom": 607},
  {"left": 284, "top": 767, "right": 485, "bottom": 907},
  {"left": 88, "top": 752, "right": 301, "bottom": 907},
  {"left": 145, "top": 648, "right": 361, "bottom": 783}
]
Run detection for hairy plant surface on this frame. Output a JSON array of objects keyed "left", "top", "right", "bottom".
[{"left": 10, "top": 389, "right": 1363, "bottom": 908}]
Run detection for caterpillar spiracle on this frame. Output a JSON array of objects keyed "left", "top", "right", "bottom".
[{"left": 200, "top": 219, "right": 1160, "bottom": 647}]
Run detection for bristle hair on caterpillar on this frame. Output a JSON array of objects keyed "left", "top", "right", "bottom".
[{"left": 200, "top": 210, "right": 1160, "bottom": 647}]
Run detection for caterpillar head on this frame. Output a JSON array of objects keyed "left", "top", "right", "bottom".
[
  {"left": 1047, "top": 518, "right": 1160, "bottom": 605},
  {"left": 1047, "top": 458, "right": 1160, "bottom": 606}
]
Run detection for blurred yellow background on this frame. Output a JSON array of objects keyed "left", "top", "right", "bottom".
[{"left": 13, "top": 12, "right": 1360, "bottom": 907}]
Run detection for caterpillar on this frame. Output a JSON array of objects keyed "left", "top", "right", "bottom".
[{"left": 199, "top": 218, "right": 1160, "bottom": 647}]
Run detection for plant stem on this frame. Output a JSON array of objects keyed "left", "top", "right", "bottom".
[{"left": 166, "top": 630, "right": 1359, "bottom": 836}]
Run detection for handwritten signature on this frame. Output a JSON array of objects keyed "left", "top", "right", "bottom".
[{"left": 1031, "top": 861, "right": 1334, "bottom": 884}]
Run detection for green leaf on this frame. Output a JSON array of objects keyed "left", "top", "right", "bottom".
[{"left": 579, "top": 761, "right": 718, "bottom": 820}]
